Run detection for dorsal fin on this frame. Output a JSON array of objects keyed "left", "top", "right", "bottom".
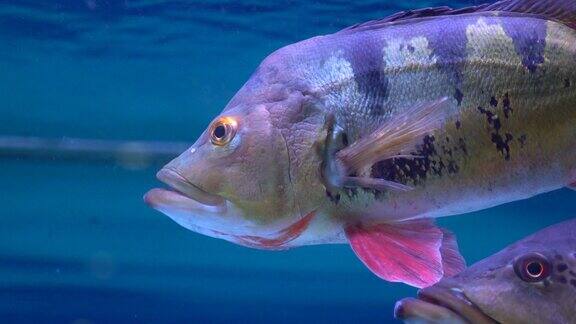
[
  {"left": 338, "top": 0, "right": 576, "bottom": 34},
  {"left": 485, "top": 0, "right": 576, "bottom": 29}
]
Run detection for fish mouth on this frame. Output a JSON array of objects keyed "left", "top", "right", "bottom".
[
  {"left": 395, "top": 285, "right": 498, "bottom": 324},
  {"left": 144, "top": 168, "right": 226, "bottom": 208}
]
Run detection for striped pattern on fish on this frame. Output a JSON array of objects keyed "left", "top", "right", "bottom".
[{"left": 146, "top": 0, "right": 576, "bottom": 288}]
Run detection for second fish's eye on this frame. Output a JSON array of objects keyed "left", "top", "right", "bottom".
[
  {"left": 514, "top": 252, "right": 551, "bottom": 282},
  {"left": 210, "top": 117, "right": 238, "bottom": 146}
]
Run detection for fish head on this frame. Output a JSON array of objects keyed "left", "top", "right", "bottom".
[
  {"left": 395, "top": 220, "right": 576, "bottom": 323},
  {"left": 145, "top": 63, "right": 329, "bottom": 249}
]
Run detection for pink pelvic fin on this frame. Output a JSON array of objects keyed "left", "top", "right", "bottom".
[
  {"left": 567, "top": 181, "right": 576, "bottom": 191},
  {"left": 439, "top": 229, "right": 466, "bottom": 277},
  {"left": 345, "top": 219, "right": 465, "bottom": 288}
]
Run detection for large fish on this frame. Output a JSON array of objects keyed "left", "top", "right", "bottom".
[
  {"left": 144, "top": 0, "right": 576, "bottom": 287},
  {"left": 395, "top": 218, "right": 576, "bottom": 323}
]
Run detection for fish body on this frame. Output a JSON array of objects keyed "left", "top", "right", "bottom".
[
  {"left": 395, "top": 218, "right": 576, "bottom": 323},
  {"left": 261, "top": 6, "right": 576, "bottom": 223},
  {"left": 145, "top": 0, "right": 576, "bottom": 287}
]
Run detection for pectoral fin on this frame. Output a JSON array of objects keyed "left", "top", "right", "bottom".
[
  {"left": 345, "top": 219, "right": 465, "bottom": 288},
  {"left": 343, "top": 176, "right": 413, "bottom": 192},
  {"left": 321, "top": 98, "right": 453, "bottom": 194},
  {"left": 337, "top": 97, "right": 452, "bottom": 173}
]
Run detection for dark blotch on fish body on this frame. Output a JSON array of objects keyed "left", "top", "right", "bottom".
[
  {"left": 477, "top": 106, "right": 501, "bottom": 131},
  {"left": 372, "top": 136, "right": 437, "bottom": 186},
  {"left": 344, "top": 34, "right": 389, "bottom": 115},
  {"left": 478, "top": 100, "right": 515, "bottom": 160},
  {"left": 518, "top": 134, "right": 527, "bottom": 148},
  {"left": 424, "top": 17, "right": 469, "bottom": 83},
  {"left": 491, "top": 133, "right": 514, "bottom": 161},
  {"left": 485, "top": 17, "right": 547, "bottom": 73},
  {"left": 503, "top": 93, "right": 513, "bottom": 118},
  {"left": 454, "top": 88, "right": 464, "bottom": 106},
  {"left": 490, "top": 96, "right": 498, "bottom": 107},
  {"left": 371, "top": 134, "right": 462, "bottom": 191},
  {"left": 565, "top": 78, "right": 571, "bottom": 88},
  {"left": 557, "top": 264, "right": 568, "bottom": 273}
]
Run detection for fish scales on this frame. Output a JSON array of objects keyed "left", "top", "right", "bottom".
[
  {"left": 254, "top": 13, "right": 576, "bottom": 220},
  {"left": 146, "top": 0, "right": 576, "bottom": 288}
]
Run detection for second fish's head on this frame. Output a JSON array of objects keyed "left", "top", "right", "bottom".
[
  {"left": 395, "top": 219, "right": 576, "bottom": 323},
  {"left": 145, "top": 54, "right": 329, "bottom": 249}
]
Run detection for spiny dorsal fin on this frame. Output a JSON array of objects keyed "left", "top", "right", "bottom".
[
  {"left": 485, "top": 0, "right": 576, "bottom": 29},
  {"left": 338, "top": 5, "right": 486, "bottom": 33},
  {"left": 338, "top": 0, "right": 576, "bottom": 34}
]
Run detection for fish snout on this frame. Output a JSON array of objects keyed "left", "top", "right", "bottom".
[
  {"left": 395, "top": 285, "right": 497, "bottom": 324},
  {"left": 394, "top": 297, "right": 467, "bottom": 324},
  {"left": 156, "top": 167, "right": 225, "bottom": 207}
]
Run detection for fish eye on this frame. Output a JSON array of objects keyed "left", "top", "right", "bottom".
[
  {"left": 209, "top": 117, "right": 238, "bottom": 146},
  {"left": 514, "top": 252, "right": 551, "bottom": 282}
]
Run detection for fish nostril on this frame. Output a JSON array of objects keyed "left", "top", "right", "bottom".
[{"left": 557, "top": 264, "right": 568, "bottom": 273}]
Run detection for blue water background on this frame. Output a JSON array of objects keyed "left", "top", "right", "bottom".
[{"left": 1, "top": 0, "right": 575, "bottom": 323}]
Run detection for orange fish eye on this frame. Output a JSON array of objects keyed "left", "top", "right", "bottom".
[{"left": 209, "top": 117, "right": 238, "bottom": 146}]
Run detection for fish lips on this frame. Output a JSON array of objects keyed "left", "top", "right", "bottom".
[
  {"left": 144, "top": 167, "right": 226, "bottom": 210},
  {"left": 395, "top": 285, "right": 497, "bottom": 324}
]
